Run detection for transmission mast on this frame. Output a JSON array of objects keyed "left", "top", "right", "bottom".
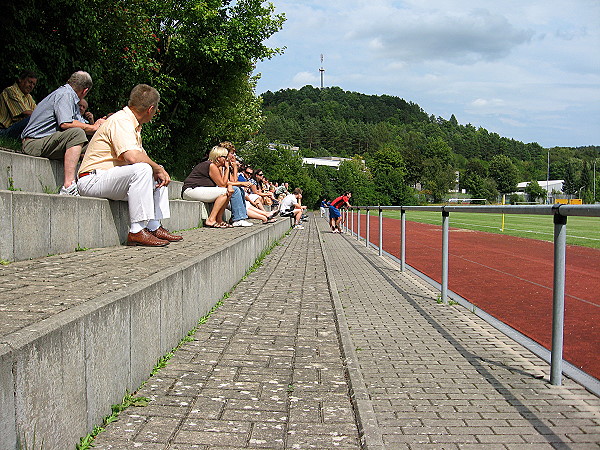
[{"left": 319, "top": 54, "right": 325, "bottom": 89}]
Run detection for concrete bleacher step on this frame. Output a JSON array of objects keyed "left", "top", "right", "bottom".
[
  {"left": 0, "top": 219, "right": 290, "bottom": 449},
  {"left": 0, "top": 147, "right": 184, "bottom": 199},
  {"left": 0, "top": 147, "right": 213, "bottom": 262}
]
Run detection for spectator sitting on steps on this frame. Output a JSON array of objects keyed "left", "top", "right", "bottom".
[
  {"left": 182, "top": 145, "right": 254, "bottom": 228},
  {"left": 76, "top": 84, "right": 182, "bottom": 247},
  {"left": 21, "top": 71, "right": 106, "bottom": 195},
  {"left": 77, "top": 99, "right": 95, "bottom": 124},
  {"left": 279, "top": 188, "right": 307, "bottom": 229},
  {"left": 0, "top": 70, "right": 38, "bottom": 140}
]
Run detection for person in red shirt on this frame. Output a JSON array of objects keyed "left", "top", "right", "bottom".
[{"left": 329, "top": 192, "right": 351, "bottom": 233}]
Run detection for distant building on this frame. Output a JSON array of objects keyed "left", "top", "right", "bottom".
[
  {"left": 302, "top": 156, "right": 355, "bottom": 169},
  {"left": 268, "top": 143, "right": 300, "bottom": 153},
  {"left": 515, "top": 180, "right": 564, "bottom": 203}
]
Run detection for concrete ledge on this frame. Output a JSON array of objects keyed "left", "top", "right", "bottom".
[
  {"left": 0, "top": 147, "right": 184, "bottom": 200},
  {"left": 0, "top": 219, "right": 290, "bottom": 449},
  {"left": 0, "top": 190, "right": 206, "bottom": 262}
]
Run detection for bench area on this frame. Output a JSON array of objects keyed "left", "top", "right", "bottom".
[
  {"left": 0, "top": 146, "right": 289, "bottom": 448},
  {"left": 0, "top": 148, "right": 214, "bottom": 262}
]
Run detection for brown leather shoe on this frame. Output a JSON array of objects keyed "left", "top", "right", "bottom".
[
  {"left": 150, "top": 226, "right": 183, "bottom": 242},
  {"left": 127, "top": 229, "right": 170, "bottom": 247}
]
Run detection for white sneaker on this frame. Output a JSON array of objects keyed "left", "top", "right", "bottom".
[
  {"left": 294, "top": 224, "right": 304, "bottom": 230},
  {"left": 232, "top": 220, "right": 253, "bottom": 227},
  {"left": 59, "top": 183, "right": 80, "bottom": 196}
]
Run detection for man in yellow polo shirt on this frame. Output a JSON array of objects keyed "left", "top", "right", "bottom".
[
  {"left": 0, "top": 70, "right": 37, "bottom": 140},
  {"left": 77, "top": 84, "right": 182, "bottom": 247}
]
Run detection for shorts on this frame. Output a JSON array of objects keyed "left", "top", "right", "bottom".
[{"left": 329, "top": 205, "right": 341, "bottom": 219}]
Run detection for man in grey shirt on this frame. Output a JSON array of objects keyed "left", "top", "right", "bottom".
[{"left": 21, "top": 71, "right": 105, "bottom": 195}]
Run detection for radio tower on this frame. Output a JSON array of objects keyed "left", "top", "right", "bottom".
[{"left": 319, "top": 54, "right": 325, "bottom": 89}]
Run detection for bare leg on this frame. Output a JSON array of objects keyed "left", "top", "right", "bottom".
[
  {"left": 63, "top": 144, "right": 83, "bottom": 187},
  {"left": 207, "top": 194, "right": 229, "bottom": 226},
  {"left": 294, "top": 209, "right": 302, "bottom": 225},
  {"left": 247, "top": 204, "right": 272, "bottom": 222}
]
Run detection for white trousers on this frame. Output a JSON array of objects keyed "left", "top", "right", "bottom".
[
  {"left": 182, "top": 186, "right": 227, "bottom": 202},
  {"left": 77, "top": 163, "right": 170, "bottom": 225}
]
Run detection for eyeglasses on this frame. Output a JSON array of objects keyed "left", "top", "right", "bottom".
[{"left": 257, "top": 173, "right": 264, "bottom": 176}]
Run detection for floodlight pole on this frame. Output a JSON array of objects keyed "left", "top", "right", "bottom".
[{"left": 547, "top": 150, "right": 550, "bottom": 204}]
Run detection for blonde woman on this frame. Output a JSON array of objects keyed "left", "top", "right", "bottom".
[
  {"left": 182, "top": 146, "right": 253, "bottom": 228},
  {"left": 181, "top": 146, "right": 230, "bottom": 227}
]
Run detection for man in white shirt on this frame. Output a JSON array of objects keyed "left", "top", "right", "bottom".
[
  {"left": 76, "top": 84, "right": 182, "bottom": 247},
  {"left": 279, "top": 188, "right": 307, "bottom": 229}
]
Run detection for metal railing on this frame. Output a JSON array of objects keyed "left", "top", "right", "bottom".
[{"left": 343, "top": 204, "right": 600, "bottom": 387}]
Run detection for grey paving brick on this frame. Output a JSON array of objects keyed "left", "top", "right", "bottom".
[{"left": 86, "top": 216, "right": 600, "bottom": 449}]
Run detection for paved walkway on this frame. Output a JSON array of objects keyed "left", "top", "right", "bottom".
[
  {"left": 92, "top": 215, "right": 600, "bottom": 449},
  {"left": 0, "top": 226, "right": 258, "bottom": 338}
]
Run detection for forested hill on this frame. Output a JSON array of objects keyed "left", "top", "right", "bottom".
[
  {"left": 260, "top": 85, "right": 545, "bottom": 164},
  {"left": 254, "top": 85, "right": 598, "bottom": 205}
]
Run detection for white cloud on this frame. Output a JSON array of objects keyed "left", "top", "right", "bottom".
[
  {"left": 254, "top": 0, "right": 600, "bottom": 147},
  {"left": 292, "top": 71, "right": 319, "bottom": 86}
]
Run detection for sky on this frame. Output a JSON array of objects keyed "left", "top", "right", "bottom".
[{"left": 253, "top": 0, "right": 600, "bottom": 149}]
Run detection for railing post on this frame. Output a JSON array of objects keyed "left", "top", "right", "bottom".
[
  {"left": 401, "top": 208, "right": 406, "bottom": 272},
  {"left": 351, "top": 208, "right": 354, "bottom": 236},
  {"left": 365, "top": 207, "right": 370, "bottom": 248},
  {"left": 378, "top": 207, "right": 383, "bottom": 256},
  {"left": 357, "top": 208, "right": 361, "bottom": 241},
  {"left": 441, "top": 210, "right": 449, "bottom": 304},
  {"left": 551, "top": 214, "right": 567, "bottom": 385}
]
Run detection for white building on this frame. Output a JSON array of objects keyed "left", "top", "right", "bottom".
[
  {"left": 302, "top": 156, "right": 357, "bottom": 170},
  {"left": 515, "top": 180, "right": 564, "bottom": 202}
]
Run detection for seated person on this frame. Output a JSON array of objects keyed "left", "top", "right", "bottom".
[
  {"left": 21, "top": 71, "right": 106, "bottom": 195},
  {"left": 250, "top": 169, "right": 276, "bottom": 211},
  {"left": 77, "top": 99, "right": 95, "bottom": 124},
  {"left": 182, "top": 145, "right": 252, "bottom": 228},
  {"left": 0, "top": 70, "right": 38, "bottom": 140},
  {"left": 279, "top": 188, "right": 307, "bottom": 229},
  {"left": 221, "top": 142, "right": 276, "bottom": 225},
  {"left": 76, "top": 84, "right": 182, "bottom": 247},
  {"left": 237, "top": 166, "right": 277, "bottom": 222},
  {"left": 275, "top": 182, "right": 289, "bottom": 197}
]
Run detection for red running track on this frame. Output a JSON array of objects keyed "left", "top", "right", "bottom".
[{"left": 349, "top": 214, "right": 600, "bottom": 380}]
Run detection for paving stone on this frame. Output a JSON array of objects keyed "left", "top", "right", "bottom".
[{"left": 86, "top": 216, "right": 600, "bottom": 448}]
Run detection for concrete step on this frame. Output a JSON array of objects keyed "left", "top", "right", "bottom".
[
  {"left": 0, "top": 189, "right": 208, "bottom": 262},
  {"left": 0, "top": 147, "right": 185, "bottom": 200},
  {"left": 0, "top": 219, "right": 290, "bottom": 449},
  {"left": 0, "top": 146, "right": 218, "bottom": 262}
]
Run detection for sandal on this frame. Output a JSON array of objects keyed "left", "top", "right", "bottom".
[
  {"left": 205, "top": 222, "right": 224, "bottom": 228},
  {"left": 220, "top": 222, "right": 233, "bottom": 228}
]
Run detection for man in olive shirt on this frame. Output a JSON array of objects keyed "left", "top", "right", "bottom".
[
  {"left": 0, "top": 70, "right": 37, "bottom": 140},
  {"left": 77, "top": 84, "right": 182, "bottom": 247}
]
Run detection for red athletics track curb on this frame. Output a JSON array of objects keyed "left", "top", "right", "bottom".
[{"left": 352, "top": 214, "right": 600, "bottom": 381}]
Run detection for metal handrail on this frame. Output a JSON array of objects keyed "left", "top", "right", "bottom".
[{"left": 343, "top": 204, "right": 600, "bottom": 387}]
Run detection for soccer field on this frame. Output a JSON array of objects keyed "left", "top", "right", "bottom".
[{"left": 379, "top": 210, "right": 600, "bottom": 249}]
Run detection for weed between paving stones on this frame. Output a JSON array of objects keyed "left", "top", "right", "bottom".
[{"left": 76, "top": 236, "right": 283, "bottom": 449}]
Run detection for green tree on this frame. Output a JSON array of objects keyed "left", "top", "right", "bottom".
[
  {"left": 336, "top": 158, "right": 378, "bottom": 206},
  {"left": 366, "top": 146, "right": 410, "bottom": 205},
  {"left": 420, "top": 137, "right": 456, "bottom": 202},
  {"left": 524, "top": 180, "right": 546, "bottom": 203},
  {"left": 562, "top": 159, "right": 580, "bottom": 196},
  {"left": 1, "top": 0, "right": 285, "bottom": 178},
  {"left": 489, "top": 155, "right": 518, "bottom": 194}
]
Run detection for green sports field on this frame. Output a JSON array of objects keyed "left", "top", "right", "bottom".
[{"left": 377, "top": 210, "right": 600, "bottom": 249}]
